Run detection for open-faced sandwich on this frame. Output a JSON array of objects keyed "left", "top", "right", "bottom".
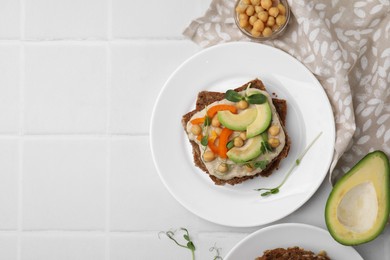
[
  {"left": 256, "top": 247, "right": 330, "bottom": 260},
  {"left": 182, "top": 78, "right": 290, "bottom": 185}
]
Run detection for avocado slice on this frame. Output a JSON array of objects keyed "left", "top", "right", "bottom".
[
  {"left": 246, "top": 102, "right": 272, "bottom": 138},
  {"left": 325, "top": 151, "right": 390, "bottom": 245},
  {"left": 218, "top": 108, "right": 257, "bottom": 131},
  {"left": 227, "top": 135, "right": 263, "bottom": 163}
]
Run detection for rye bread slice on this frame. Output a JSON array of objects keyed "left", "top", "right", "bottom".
[
  {"left": 256, "top": 247, "right": 330, "bottom": 260},
  {"left": 182, "top": 79, "right": 290, "bottom": 185}
]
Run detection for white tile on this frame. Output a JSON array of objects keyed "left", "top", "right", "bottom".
[
  {"left": 110, "top": 233, "right": 191, "bottom": 260},
  {"left": 110, "top": 137, "right": 198, "bottom": 231},
  {"left": 0, "top": 140, "right": 19, "bottom": 230},
  {"left": 112, "top": 0, "right": 202, "bottom": 38},
  {"left": 21, "top": 235, "right": 105, "bottom": 260},
  {"left": 109, "top": 41, "right": 199, "bottom": 134},
  {"left": 25, "top": 0, "right": 107, "bottom": 39},
  {"left": 0, "top": 0, "right": 20, "bottom": 38},
  {"left": 24, "top": 44, "right": 107, "bottom": 134},
  {"left": 0, "top": 44, "right": 20, "bottom": 133},
  {"left": 197, "top": 232, "right": 248, "bottom": 259},
  {"left": 0, "top": 235, "right": 18, "bottom": 260},
  {"left": 23, "top": 139, "right": 107, "bottom": 230}
]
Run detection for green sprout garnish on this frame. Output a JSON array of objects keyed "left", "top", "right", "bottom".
[
  {"left": 224, "top": 84, "right": 267, "bottom": 105},
  {"left": 255, "top": 131, "right": 323, "bottom": 197}
]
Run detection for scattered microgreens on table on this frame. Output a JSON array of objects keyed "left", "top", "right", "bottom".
[
  {"left": 255, "top": 131, "right": 323, "bottom": 197},
  {"left": 209, "top": 243, "right": 223, "bottom": 260},
  {"left": 158, "top": 228, "right": 196, "bottom": 260}
]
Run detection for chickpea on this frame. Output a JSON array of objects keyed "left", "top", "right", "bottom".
[
  {"left": 268, "top": 138, "right": 280, "bottom": 148},
  {"left": 268, "top": 7, "right": 279, "bottom": 17},
  {"left": 244, "top": 164, "right": 254, "bottom": 172},
  {"left": 211, "top": 116, "right": 221, "bottom": 127},
  {"left": 246, "top": 5, "right": 255, "bottom": 16},
  {"left": 272, "top": 24, "right": 280, "bottom": 31},
  {"left": 236, "top": 3, "right": 248, "bottom": 13},
  {"left": 242, "top": 0, "right": 251, "bottom": 4},
  {"left": 257, "top": 11, "right": 268, "bottom": 22},
  {"left": 249, "top": 15, "right": 258, "bottom": 26},
  {"left": 239, "top": 13, "right": 248, "bottom": 21},
  {"left": 239, "top": 132, "right": 247, "bottom": 141},
  {"left": 236, "top": 100, "right": 249, "bottom": 109},
  {"left": 218, "top": 163, "right": 229, "bottom": 173},
  {"left": 267, "top": 16, "right": 275, "bottom": 26},
  {"left": 268, "top": 125, "right": 280, "bottom": 136},
  {"left": 251, "top": 29, "right": 261, "bottom": 37},
  {"left": 262, "top": 26, "right": 272, "bottom": 37},
  {"left": 276, "top": 15, "right": 287, "bottom": 26},
  {"left": 253, "top": 19, "right": 265, "bottom": 32},
  {"left": 234, "top": 137, "right": 244, "bottom": 147},
  {"left": 245, "top": 25, "right": 253, "bottom": 32},
  {"left": 239, "top": 18, "right": 249, "bottom": 28},
  {"left": 203, "top": 150, "right": 215, "bottom": 162},
  {"left": 277, "top": 3, "right": 286, "bottom": 15},
  {"left": 260, "top": 0, "right": 272, "bottom": 10},
  {"left": 191, "top": 124, "right": 202, "bottom": 135},
  {"left": 255, "top": 6, "right": 264, "bottom": 13},
  {"left": 214, "top": 127, "right": 222, "bottom": 136},
  {"left": 250, "top": 0, "right": 260, "bottom": 5}
]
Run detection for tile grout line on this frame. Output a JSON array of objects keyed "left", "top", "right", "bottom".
[
  {"left": 17, "top": 10, "right": 25, "bottom": 260},
  {"left": 18, "top": 0, "right": 25, "bottom": 257},
  {"left": 105, "top": 0, "right": 112, "bottom": 255}
]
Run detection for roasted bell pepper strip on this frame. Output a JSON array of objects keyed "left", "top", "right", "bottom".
[
  {"left": 207, "top": 130, "right": 219, "bottom": 154},
  {"left": 190, "top": 117, "right": 205, "bottom": 125},
  {"left": 218, "top": 128, "right": 233, "bottom": 158},
  {"left": 191, "top": 105, "right": 237, "bottom": 125},
  {"left": 208, "top": 138, "right": 219, "bottom": 154},
  {"left": 196, "top": 134, "right": 203, "bottom": 141},
  {"left": 207, "top": 104, "right": 237, "bottom": 118}
]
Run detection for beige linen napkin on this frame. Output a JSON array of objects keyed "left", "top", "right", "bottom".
[{"left": 183, "top": 0, "right": 390, "bottom": 185}]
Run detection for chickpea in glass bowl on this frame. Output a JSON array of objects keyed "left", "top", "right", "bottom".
[{"left": 234, "top": 0, "right": 290, "bottom": 41}]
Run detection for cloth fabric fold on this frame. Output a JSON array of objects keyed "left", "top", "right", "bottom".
[{"left": 183, "top": 0, "right": 390, "bottom": 185}]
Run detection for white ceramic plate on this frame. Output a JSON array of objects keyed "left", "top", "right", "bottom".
[
  {"left": 225, "top": 223, "right": 363, "bottom": 259},
  {"left": 150, "top": 42, "right": 335, "bottom": 227}
]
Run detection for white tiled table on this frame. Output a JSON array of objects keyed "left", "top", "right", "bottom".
[{"left": 0, "top": 0, "right": 388, "bottom": 259}]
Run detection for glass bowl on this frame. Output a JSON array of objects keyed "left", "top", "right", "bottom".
[{"left": 234, "top": 0, "right": 290, "bottom": 41}]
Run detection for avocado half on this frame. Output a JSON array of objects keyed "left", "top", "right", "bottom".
[{"left": 325, "top": 151, "right": 390, "bottom": 245}]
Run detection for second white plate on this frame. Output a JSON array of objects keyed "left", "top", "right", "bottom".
[
  {"left": 225, "top": 223, "right": 363, "bottom": 259},
  {"left": 150, "top": 42, "right": 335, "bottom": 227}
]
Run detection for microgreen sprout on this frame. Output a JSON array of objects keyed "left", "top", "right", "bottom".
[
  {"left": 255, "top": 131, "right": 323, "bottom": 197},
  {"left": 224, "top": 85, "right": 267, "bottom": 105},
  {"left": 158, "top": 228, "right": 196, "bottom": 260},
  {"left": 209, "top": 243, "right": 223, "bottom": 260}
]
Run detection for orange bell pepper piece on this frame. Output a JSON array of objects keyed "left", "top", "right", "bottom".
[
  {"left": 218, "top": 128, "right": 233, "bottom": 159},
  {"left": 207, "top": 104, "right": 237, "bottom": 118},
  {"left": 190, "top": 117, "right": 205, "bottom": 125}
]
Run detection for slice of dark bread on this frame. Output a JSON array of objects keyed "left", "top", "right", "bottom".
[
  {"left": 182, "top": 78, "right": 290, "bottom": 185},
  {"left": 256, "top": 247, "right": 330, "bottom": 260}
]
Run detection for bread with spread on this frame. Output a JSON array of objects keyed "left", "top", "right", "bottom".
[
  {"left": 182, "top": 78, "right": 290, "bottom": 185},
  {"left": 256, "top": 246, "right": 330, "bottom": 260}
]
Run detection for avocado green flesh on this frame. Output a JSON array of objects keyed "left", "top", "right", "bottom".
[
  {"left": 227, "top": 135, "right": 263, "bottom": 163},
  {"left": 218, "top": 108, "right": 257, "bottom": 131},
  {"left": 325, "top": 151, "right": 390, "bottom": 245},
  {"left": 246, "top": 102, "right": 272, "bottom": 138}
]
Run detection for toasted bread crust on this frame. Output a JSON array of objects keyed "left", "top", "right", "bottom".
[
  {"left": 182, "top": 79, "right": 290, "bottom": 185},
  {"left": 256, "top": 247, "right": 330, "bottom": 260}
]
